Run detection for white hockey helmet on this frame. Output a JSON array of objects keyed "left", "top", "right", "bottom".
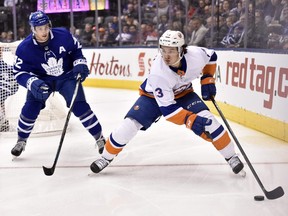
[{"left": 159, "top": 30, "right": 185, "bottom": 48}]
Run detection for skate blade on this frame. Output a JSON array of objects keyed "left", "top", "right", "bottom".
[
  {"left": 238, "top": 169, "right": 246, "bottom": 178},
  {"left": 12, "top": 156, "right": 18, "bottom": 161},
  {"left": 88, "top": 172, "right": 96, "bottom": 177}
]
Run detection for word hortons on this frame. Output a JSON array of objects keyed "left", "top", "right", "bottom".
[
  {"left": 225, "top": 57, "right": 288, "bottom": 109},
  {"left": 89, "top": 51, "right": 154, "bottom": 78},
  {"left": 89, "top": 52, "right": 131, "bottom": 77}
]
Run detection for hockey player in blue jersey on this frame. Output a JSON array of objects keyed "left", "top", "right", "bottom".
[{"left": 11, "top": 10, "right": 105, "bottom": 157}]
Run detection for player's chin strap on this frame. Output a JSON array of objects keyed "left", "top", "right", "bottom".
[{"left": 169, "top": 50, "right": 184, "bottom": 67}]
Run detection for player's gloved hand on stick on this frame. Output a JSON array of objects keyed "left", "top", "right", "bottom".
[
  {"left": 185, "top": 113, "right": 212, "bottom": 136},
  {"left": 26, "top": 77, "right": 50, "bottom": 100},
  {"left": 201, "top": 74, "right": 216, "bottom": 100},
  {"left": 72, "top": 59, "right": 89, "bottom": 82}
]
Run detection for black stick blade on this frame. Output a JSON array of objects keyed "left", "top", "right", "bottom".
[
  {"left": 265, "top": 186, "right": 285, "bottom": 200},
  {"left": 43, "top": 166, "right": 55, "bottom": 176}
]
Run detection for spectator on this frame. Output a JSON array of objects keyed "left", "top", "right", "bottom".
[
  {"left": 267, "top": 23, "right": 283, "bottom": 48},
  {"left": 75, "top": 28, "right": 82, "bottom": 39},
  {"left": 269, "top": 0, "right": 284, "bottom": 24},
  {"left": 248, "top": 10, "right": 269, "bottom": 48},
  {"left": 104, "top": 27, "right": 118, "bottom": 47},
  {"left": 188, "top": 17, "right": 208, "bottom": 46},
  {"left": 194, "top": 0, "right": 206, "bottom": 19},
  {"left": 220, "top": 15, "right": 247, "bottom": 48},
  {"left": 227, "top": 10, "right": 239, "bottom": 25},
  {"left": 145, "top": 22, "right": 158, "bottom": 46},
  {"left": 173, "top": 8, "right": 186, "bottom": 24},
  {"left": 79, "top": 23, "right": 93, "bottom": 47},
  {"left": 256, "top": 0, "right": 275, "bottom": 25},
  {"left": 91, "top": 27, "right": 107, "bottom": 47},
  {"left": 17, "top": 27, "right": 26, "bottom": 40},
  {"left": 203, "top": 5, "right": 212, "bottom": 20},
  {"left": 185, "top": 19, "right": 195, "bottom": 42},
  {"left": 115, "top": 25, "right": 132, "bottom": 45},
  {"left": 221, "top": 0, "right": 232, "bottom": 18},
  {"left": 129, "top": 24, "right": 140, "bottom": 44},
  {"left": 139, "top": 23, "right": 148, "bottom": 44},
  {"left": 69, "top": 26, "right": 76, "bottom": 35},
  {"left": 187, "top": 2, "right": 197, "bottom": 19},
  {"left": 108, "top": 16, "right": 119, "bottom": 32},
  {"left": 158, "top": 14, "right": 169, "bottom": 36},
  {"left": 203, "top": 16, "right": 218, "bottom": 48},
  {"left": 0, "top": 32, "right": 8, "bottom": 42},
  {"left": 230, "top": 0, "right": 245, "bottom": 19},
  {"left": 216, "top": 16, "right": 234, "bottom": 46},
  {"left": 153, "top": 0, "right": 170, "bottom": 23},
  {"left": 123, "top": 13, "right": 139, "bottom": 28},
  {"left": 142, "top": 0, "right": 156, "bottom": 23},
  {"left": 122, "top": 3, "right": 138, "bottom": 19},
  {"left": 5, "top": 31, "right": 13, "bottom": 42}
]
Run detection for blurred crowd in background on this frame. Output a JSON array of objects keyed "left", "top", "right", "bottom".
[{"left": 1, "top": 0, "right": 288, "bottom": 51}]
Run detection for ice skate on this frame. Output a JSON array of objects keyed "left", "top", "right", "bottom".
[
  {"left": 227, "top": 155, "right": 244, "bottom": 174},
  {"left": 11, "top": 140, "right": 26, "bottom": 158},
  {"left": 95, "top": 135, "right": 105, "bottom": 154},
  {"left": 90, "top": 157, "right": 111, "bottom": 173}
]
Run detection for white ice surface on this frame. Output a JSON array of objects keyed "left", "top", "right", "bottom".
[{"left": 0, "top": 87, "right": 287, "bottom": 216}]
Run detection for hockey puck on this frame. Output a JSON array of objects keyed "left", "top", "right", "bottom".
[{"left": 254, "top": 195, "right": 265, "bottom": 201}]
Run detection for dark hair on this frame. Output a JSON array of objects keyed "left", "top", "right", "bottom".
[{"left": 182, "top": 44, "right": 188, "bottom": 54}]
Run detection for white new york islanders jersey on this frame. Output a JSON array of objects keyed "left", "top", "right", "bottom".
[{"left": 140, "top": 46, "right": 216, "bottom": 124}]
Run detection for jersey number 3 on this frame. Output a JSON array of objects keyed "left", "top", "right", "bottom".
[{"left": 155, "top": 87, "right": 164, "bottom": 98}]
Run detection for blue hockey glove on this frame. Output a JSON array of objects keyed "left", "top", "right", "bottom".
[
  {"left": 185, "top": 113, "right": 212, "bottom": 136},
  {"left": 72, "top": 59, "right": 89, "bottom": 82},
  {"left": 201, "top": 74, "right": 216, "bottom": 101},
  {"left": 26, "top": 77, "right": 50, "bottom": 100}
]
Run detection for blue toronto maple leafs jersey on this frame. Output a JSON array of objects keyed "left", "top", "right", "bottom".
[{"left": 13, "top": 27, "right": 85, "bottom": 87}]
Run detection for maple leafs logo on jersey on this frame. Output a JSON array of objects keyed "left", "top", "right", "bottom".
[{"left": 41, "top": 57, "right": 64, "bottom": 76}]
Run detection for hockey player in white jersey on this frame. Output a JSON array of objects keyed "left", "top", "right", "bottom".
[
  {"left": 11, "top": 10, "right": 105, "bottom": 157},
  {"left": 90, "top": 30, "right": 244, "bottom": 174}
]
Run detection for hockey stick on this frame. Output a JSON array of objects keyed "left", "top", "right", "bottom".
[
  {"left": 42, "top": 75, "right": 81, "bottom": 176},
  {"left": 210, "top": 97, "right": 284, "bottom": 200}
]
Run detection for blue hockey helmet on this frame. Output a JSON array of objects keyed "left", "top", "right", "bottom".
[{"left": 29, "top": 10, "right": 50, "bottom": 27}]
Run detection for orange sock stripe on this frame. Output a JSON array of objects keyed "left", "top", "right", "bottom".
[
  {"left": 201, "top": 77, "right": 215, "bottom": 85},
  {"left": 200, "top": 132, "right": 213, "bottom": 142},
  {"left": 105, "top": 140, "right": 123, "bottom": 155},
  {"left": 212, "top": 131, "right": 231, "bottom": 150},
  {"left": 202, "top": 64, "right": 216, "bottom": 75}
]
